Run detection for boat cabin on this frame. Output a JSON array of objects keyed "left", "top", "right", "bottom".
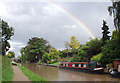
[
  {"left": 59, "top": 62, "right": 89, "bottom": 69},
  {"left": 59, "top": 61, "right": 103, "bottom": 71}
]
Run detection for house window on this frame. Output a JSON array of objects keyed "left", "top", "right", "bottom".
[{"left": 63, "top": 64, "right": 65, "bottom": 66}]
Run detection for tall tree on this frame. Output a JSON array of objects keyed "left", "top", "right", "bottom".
[
  {"left": 20, "top": 47, "right": 27, "bottom": 63},
  {"left": 49, "top": 48, "right": 60, "bottom": 61},
  {"left": 42, "top": 53, "right": 50, "bottom": 64},
  {"left": 108, "top": 1, "right": 120, "bottom": 32},
  {"left": 101, "top": 30, "right": 120, "bottom": 66},
  {"left": 102, "top": 20, "right": 110, "bottom": 45},
  {"left": 68, "top": 36, "right": 80, "bottom": 53},
  {"left": 86, "top": 38, "right": 102, "bottom": 60},
  {"left": 21, "top": 37, "right": 51, "bottom": 62},
  {"left": 1, "top": 20, "right": 14, "bottom": 56},
  {"left": 65, "top": 41, "right": 69, "bottom": 57}
]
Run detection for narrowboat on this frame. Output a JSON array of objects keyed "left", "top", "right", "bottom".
[
  {"left": 59, "top": 61, "right": 104, "bottom": 73},
  {"left": 109, "top": 59, "right": 120, "bottom": 78}
]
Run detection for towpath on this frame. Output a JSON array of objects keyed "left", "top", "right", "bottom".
[{"left": 12, "top": 65, "right": 30, "bottom": 82}]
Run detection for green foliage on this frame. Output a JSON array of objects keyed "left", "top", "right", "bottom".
[
  {"left": 52, "top": 62, "right": 59, "bottom": 65},
  {"left": 70, "top": 55, "right": 82, "bottom": 62},
  {"left": 68, "top": 36, "right": 80, "bottom": 52},
  {"left": 108, "top": 1, "right": 120, "bottom": 32},
  {"left": 7, "top": 51, "right": 15, "bottom": 58},
  {"left": 38, "top": 61, "right": 42, "bottom": 65},
  {"left": 49, "top": 48, "right": 60, "bottom": 61},
  {"left": 2, "top": 56, "right": 13, "bottom": 81},
  {"left": 111, "top": 30, "right": 120, "bottom": 39},
  {"left": 78, "top": 45, "right": 88, "bottom": 58},
  {"left": 101, "top": 20, "right": 110, "bottom": 45},
  {"left": 42, "top": 53, "right": 50, "bottom": 64},
  {"left": 20, "top": 47, "right": 28, "bottom": 63},
  {"left": 50, "top": 60, "right": 56, "bottom": 64},
  {"left": 17, "top": 64, "right": 46, "bottom": 81},
  {"left": 1, "top": 20, "right": 14, "bottom": 56},
  {"left": 21, "top": 37, "right": 51, "bottom": 63},
  {"left": 91, "top": 53, "right": 103, "bottom": 62},
  {"left": 61, "top": 49, "right": 71, "bottom": 58},
  {"left": 101, "top": 30, "right": 120, "bottom": 66},
  {"left": 86, "top": 38, "right": 102, "bottom": 60}
]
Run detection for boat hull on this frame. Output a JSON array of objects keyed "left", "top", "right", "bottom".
[{"left": 59, "top": 66, "right": 104, "bottom": 74}]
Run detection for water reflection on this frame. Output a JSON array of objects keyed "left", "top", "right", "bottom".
[{"left": 21, "top": 63, "right": 120, "bottom": 81}]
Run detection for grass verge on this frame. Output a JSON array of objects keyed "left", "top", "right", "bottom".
[
  {"left": 52, "top": 62, "right": 59, "bottom": 65},
  {"left": 2, "top": 56, "right": 14, "bottom": 81},
  {"left": 17, "top": 64, "right": 46, "bottom": 81}
]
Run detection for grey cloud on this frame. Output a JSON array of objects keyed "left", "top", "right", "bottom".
[{"left": 1, "top": 2, "right": 114, "bottom": 57}]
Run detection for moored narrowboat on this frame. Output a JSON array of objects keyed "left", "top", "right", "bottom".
[
  {"left": 109, "top": 59, "right": 120, "bottom": 78},
  {"left": 59, "top": 61, "right": 104, "bottom": 73}
]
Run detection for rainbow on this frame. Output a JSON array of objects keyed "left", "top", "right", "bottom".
[{"left": 46, "top": 1, "right": 95, "bottom": 39}]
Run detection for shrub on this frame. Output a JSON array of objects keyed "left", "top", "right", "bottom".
[
  {"left": 70, "top": 55, "right": 81, "bottom": 62},
  {"left": 38, "top": 61, "right": 42, "bottom": 65},
  {"left": 91, "top": 53, "right": 103, "bottom": 62}
]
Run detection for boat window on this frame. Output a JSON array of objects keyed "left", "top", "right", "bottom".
[
  {"left": 78, "top": 64, "right": 81, "bottom": 67},
  {"left": 83, "top": 64, "right": 87, "bottom": 67},
  {"left": 81, "top": 64, "right": 83, "bottom": 67},
  {"left": 72, "top": 64, "right": 75, "bottom": 67},
  {"left": 75, "top": 64, "right": 79, "bottom": 67},
  {"left": 63, "top": 64, "right": 65, "bottom": 66},
  {"left": 66, "top": 64, "right": 69, "bottom": 66}
]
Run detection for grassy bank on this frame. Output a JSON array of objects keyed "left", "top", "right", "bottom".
[
  {"left": 17, "top": 64, "right": 46, "bottom": 81},
  {"left": 2, "top": 56, "right": 14, "bottom": 81},
  {"left": 52, "top": 62, "right": 59, "bottom": 65}
]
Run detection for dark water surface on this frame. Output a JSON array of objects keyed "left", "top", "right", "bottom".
[{"left": 21, "top": 63, "right": 120, "bottom": 81}]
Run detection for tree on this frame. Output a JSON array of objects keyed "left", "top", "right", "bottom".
[
  {"left": 86, "top": 38, "right": 102, "bottom": 60},
  {"left": 91, "top": 53, "right": 103, "bottom": 62},
  {"left": 61, "top": 49, "right": 71, "bottom": 58},
  {"left": 1, "top": 20, "right": 14, "bottom": 55},
  {"left": 101, "top": 20, "right": 110, "bottom": 45},
  {"left": 42, "top": 53, "right": 50, "bottom": 64},
  {"left": 20, "top": 47, "right": 28, "bottom": 63},
  {"left": 68, "top": 36, "right": 80, "bottom": 53},
  {"left": 70, "top": 55, "right": 82, "bottom": 62},
  {"left": 7, "top": 51, "right": 15, "bottom": 58},
  {"left": 49, "top": 48, "right": 60, "bottom": 61},
  {"left": 20, "top": 37, "right": 51, "bottom": 62},
  {"left": 78, "top": 45, "right": 88, "bottom": 61},
  {"left": 108, "top": 1, "right": 120, "bottom": 32},
  {"left": 65, "top": 41, "right": 69, "bottom": 57},
  {"left": 100, "top": 30, "right": 120, "bottom": 66}
]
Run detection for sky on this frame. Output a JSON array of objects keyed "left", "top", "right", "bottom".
[{"left": 0, "top": 0, "right": 115, "bottom": 57}]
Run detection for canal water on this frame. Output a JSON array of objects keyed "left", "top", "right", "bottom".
[{"left": 21, "top": 63, "right": 120, "bottom": 81}]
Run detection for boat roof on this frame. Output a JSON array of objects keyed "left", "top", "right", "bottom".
[{"left": 60, "top": 62, "right": 88, "bottom": 64}]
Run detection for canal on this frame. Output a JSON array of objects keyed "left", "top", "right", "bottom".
[{"left": 21, "top": 63, "right": 120, "bottom": 81}]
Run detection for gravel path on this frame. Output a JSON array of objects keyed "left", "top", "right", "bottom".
[{"left": 12, "top": 65, "right": 30, "bottom": 81}]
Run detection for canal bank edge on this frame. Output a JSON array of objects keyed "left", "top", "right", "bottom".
[{"left": 17, "top": 64, "right": 46, "bottom": 81}]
